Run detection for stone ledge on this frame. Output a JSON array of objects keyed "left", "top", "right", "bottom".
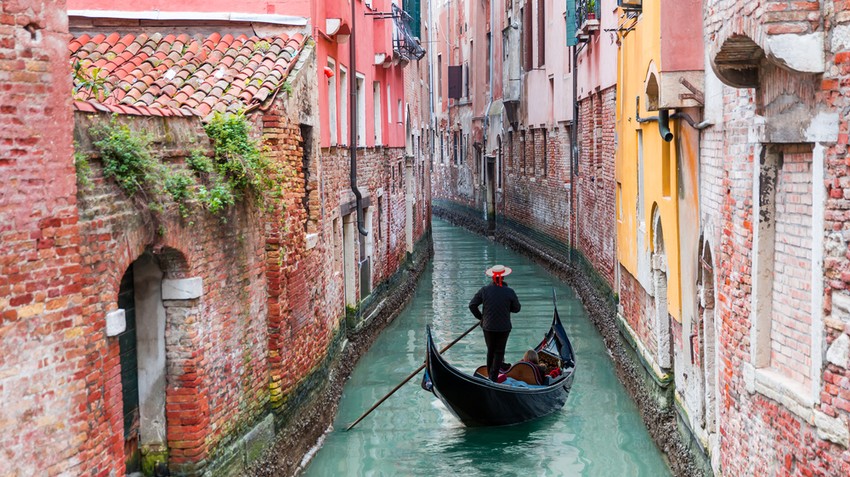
[
  {"left": 105, "top": 309, "right": 126, "bottom": 337},
  {"left": 743, "top": 364, "right": 848, "bottom": 447},
  {"left": 616, "top": 313, "right": 674, "bottom": 387},
  {"left": 162, "top": 277, "right": 203, "bottom": 300}
]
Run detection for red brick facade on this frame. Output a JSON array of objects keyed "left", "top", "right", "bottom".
[
  {"left": 0, "top": 12, "right": 432, "bottom": 473},
  {"left": 701, "top": 1, "right": 850, "bottom": 475},
  {"left": 575, "top": 88, "right": 617, "bottom": 286},
  {"left": 0, "top": 1, "right": 88, "bottom": 474}
]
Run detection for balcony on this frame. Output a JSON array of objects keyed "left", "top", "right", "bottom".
[
  {"left": 392, "top": 4, "right": 425, "bottom": 61},
  {"left": 576, "top": 0, "right": 600, "bottom": 38}
]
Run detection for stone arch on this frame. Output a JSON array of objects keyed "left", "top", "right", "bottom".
[
  {"left": 651, "top": 205, "right": 672, "bottom": 370},
  {"left": 644, "top": 61, "right": 660, "bottom": 111},
  {"left": 114, "top": 245, "right": 203, "bottom": 474},
  {"left": 711, "top": 34, "right": 765, "bottom": 89}
]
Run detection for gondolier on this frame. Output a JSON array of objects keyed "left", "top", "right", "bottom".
[{"left": 469, "top": 264, "right": 521, "bottom": 382}]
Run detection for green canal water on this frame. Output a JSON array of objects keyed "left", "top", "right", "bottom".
[{"left": 302, "top": 219, "right": 671, "bottom": 476}]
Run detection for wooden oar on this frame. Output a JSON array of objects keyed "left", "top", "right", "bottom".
[{"left": 345, "top": 321, "right": 481, "bottom": 431}]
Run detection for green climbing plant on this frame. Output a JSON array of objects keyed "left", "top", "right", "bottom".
[
  {"left": 87, "top": 112, "right": 279, "bottom": 225},
  {"left": 72, "top": 60, "right": 110, "bottom": 101}
]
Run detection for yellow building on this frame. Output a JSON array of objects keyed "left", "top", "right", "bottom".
[{"left": 615, "top": 0, "right": 704, "bottom": 373}]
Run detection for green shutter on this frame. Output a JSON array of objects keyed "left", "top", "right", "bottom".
[
  {"left": 403, "top": 0, "right": 421, "bottom": 38},
  {"left": 566, "top": 0, "right": 578, "bottom": 46}
]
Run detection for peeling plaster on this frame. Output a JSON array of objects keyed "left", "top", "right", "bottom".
[
  {"left": 826, "top": 334, "right": 849, "bottom": 369},
  {"left": 766, "top": 33, "right": 825, "bottom": 74},
  {"left": 804, "top": 112, "right": 840, "bottom": 143}
]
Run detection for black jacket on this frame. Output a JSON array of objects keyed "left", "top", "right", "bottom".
[{"left": 469, "top": 282, "right": 521, "bottom": 332}]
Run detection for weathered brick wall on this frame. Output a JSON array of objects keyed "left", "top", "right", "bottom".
[
  {"left": 702, "top": 1, "right": 850, "bottom": 475},
  {"left": 72, "top": 113, "right": 271, "bottom": 474},
  {"left": 770, "top": 149, "right": 814, "bottom": 386},
  {"left": 576, "top": 87, "right": 616, "bottom": 286},
  {"left": 501, "top": 127, "right": 572, "bottom": 245},
  {"left": 318, "top": 146, "right": 412, "bottom": 287},
  {"left": 0, "top": 2, "right": 88, "bottom": 475},
  {"left": 619, "top": 266, "right": 658, "bottom": 360}
]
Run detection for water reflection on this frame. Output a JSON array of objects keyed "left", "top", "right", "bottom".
[{"left": 302, "top": 219, "right": 671, "bottom": 477}]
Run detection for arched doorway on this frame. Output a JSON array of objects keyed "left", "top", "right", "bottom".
[
  {"left": 698, "top": 242, "right": 718, "bottom": 433},
  {"left": 116, "top": 249, "right": 196, "bottom": 474},
  {"left": 652, "top": 208, "right": 672, "bottom": 370}
]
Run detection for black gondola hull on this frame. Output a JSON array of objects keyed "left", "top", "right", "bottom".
[{"left": 424, "top": 308, "right": 576, "bottom": 427}]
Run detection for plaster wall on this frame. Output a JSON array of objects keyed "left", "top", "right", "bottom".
[
  {"left": 575, "top": 0, "right": 617, "bottom": 101},
  {"left": 616, "top": 0, "right": 683, "bottom": 321}
]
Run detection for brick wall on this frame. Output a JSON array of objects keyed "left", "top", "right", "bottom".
[
  {"left": 619, "top": 265, "right": 657, "bottom": 359},
  {"left": 702, "top": 1, "right": 850, "bottom": 475},
  {"left": 0, "top": 2, "right": 88, "bottom": 475},
  {"left": 576, "top": 87, "right": 616, "bottom": 286},
  {"left": 770, "top": 149, "right": 813, "bottom": 386},
  {"left": 72, "top": 113, "right": 271, "bottom": 474}
]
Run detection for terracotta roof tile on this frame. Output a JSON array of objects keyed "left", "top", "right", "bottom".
[{"left": 71, "top": 31, "right": 308, "bottom": 119}]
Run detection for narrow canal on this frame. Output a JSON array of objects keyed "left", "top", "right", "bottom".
[{"left": 302, "top": 219, "right": 671, "bottom": 476}]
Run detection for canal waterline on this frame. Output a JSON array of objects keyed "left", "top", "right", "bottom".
[{"left": 302, "top": 219, "right": 671, "bottom": 476}]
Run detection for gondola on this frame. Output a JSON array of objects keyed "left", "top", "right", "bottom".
[{"left": 422, "top": 297, "right": 576, "bottom": 427}]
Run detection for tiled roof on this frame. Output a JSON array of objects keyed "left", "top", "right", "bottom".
[{"left": 70, "top": 32, "right": 307, "bottom": 118}]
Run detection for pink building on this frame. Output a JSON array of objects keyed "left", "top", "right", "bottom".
[{"left": 67, "top": 0, "right": 423, "bottom": 151}]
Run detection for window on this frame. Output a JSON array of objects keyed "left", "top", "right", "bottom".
[
  {"left": 522, "top": 6, "right": 532, "bottom": 71},
  {"left": 356, "top": 74, "right": 365, "bottom": 147},
  {"left": 373, "top": 81, "right": 382, "bottom": 146},
  {"left": 463, "top": 62, "right": 469, "bottom": 99},
  {"left": 453, "top": 131, "right": 458, "bottom": 165},
  {"left": 339, "top": 67, "right": 348, "bottom": 145},
  {"left": 437, "top": 54, "right": 443, "bottom": 107},
  {"left": 397, "top": 100, "right": 402, "bottom": 125},
  {"left": 537, "top": 0, "right": 545, "bottom": 67},
  {"left": 497, "top": 136, "right": 502, "bottom": 189},
  {"left": 521, "top": 130, "right": 526, "bottom": 174},
  {"left": 508, "top": 131, "right": 513, "bottom": 169},
  {"left": 327, "top": 58, "right": 337, "bottom": 145},
  {"left": 377, "top": 196, "right": 383, "bottom": 241},
  {"left": 387, "top": 84, "right": 392, "bottom": 123},
  {"left": 542, "top": 129, "right": 548, "bottom": 177},
  {"left": 486, "top": 33, "right": 491, "bottom": 85},
  {"left": 637, "top": 130, "right": 644, "bottom": 226},
  {"left": 752, "top": 147, "right": 816, "bottom": 391}
]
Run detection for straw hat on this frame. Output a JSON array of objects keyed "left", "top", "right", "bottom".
[{"left": 485, "top": 264, "right": 513, "bottom": 277}]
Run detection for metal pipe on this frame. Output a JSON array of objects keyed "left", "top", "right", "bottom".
[
  {"left": 671, "top": 111, "right": 713, "bottom": 130},
  {"left": 658, "top": 109, "right": 673, "bottom": 142},
  {"left": 634, "top": 96, "right": 673, "bottom": 142},
  {"left": 350, "top": 0, "right": 367, "bottom": 236}
]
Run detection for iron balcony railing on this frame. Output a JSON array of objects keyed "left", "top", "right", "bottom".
[{"left": 576, "top": 0, "right": 600, "bottom": 31}]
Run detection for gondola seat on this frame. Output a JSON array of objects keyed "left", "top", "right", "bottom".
[
  {"left": 474, "top": 363, "right": 543, "bottom": 385},
  {"left": 504, "top": 362, "right": 543, "bottom": 385}
]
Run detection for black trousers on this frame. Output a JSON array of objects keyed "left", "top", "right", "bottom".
[{"left": 483, "top": 329, "right": 511, "bottom": 381}]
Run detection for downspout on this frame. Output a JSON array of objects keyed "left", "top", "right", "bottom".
[
  {"left": 570, "top": 43, "right": 579, "bottom": 262},
  {"left": 350, "top": 0, "right": 368, "bottom": 236}
]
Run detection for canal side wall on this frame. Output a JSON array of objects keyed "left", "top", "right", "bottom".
[
  {"left": 247, "top": 230, "right": 434, "bottom": 476},
  {"left": 433, "top": 201, "right": 709, "bottom": 477}
]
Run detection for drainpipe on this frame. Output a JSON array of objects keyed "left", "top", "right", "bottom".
[
  {"left": 635, "top": 96, "right": 673, "bottom": 142},
  {"left": 570, "top": 43, "right": 579, "bottom": 262},
  {"left": 350, "top": 0, "right": 367, "bottom": 236}
]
